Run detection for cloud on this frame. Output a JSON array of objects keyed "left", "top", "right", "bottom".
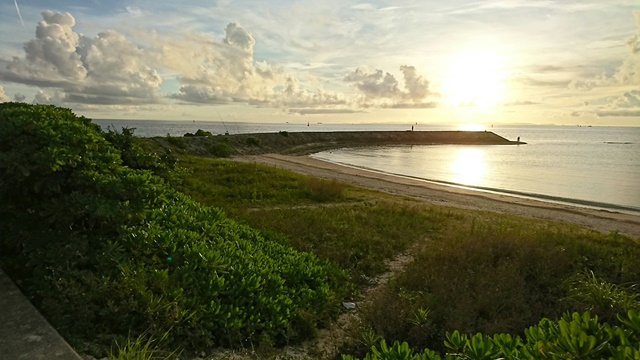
[
  {"left": 595, "top": 109, "right": 640, "bottom": 117},
  {"left": 502, "top": 100, "right": 539, "bottom": 106},
  {"left": 168, "top": 23, "right": 284, "bottom": 104},
  {"left": 0, "top": 11, "right": 162, "bottom": 105},
  {"left": 399, "top": 65, "right": 430, "bottom": 100},
  {"left": 344, "top": 65, "right": 433, "bottom": 108},
  {"left": 568, "top": 11, "right": 640, "bottom": 91},
  {"left": 13, "top": 93, "right": 25, "bottom": 102},
  {"left": 0, "top": 85, "right": 10, "bottom": 102},
  {"left": 508, "top": 73, "right": 570, "bottom": 88},
  {"left": 383, "top": 102, "right": 437, "bottom": 109},
  {"left": 0, "top": 11, "right": 432, "bottom": 114},
  {"left": 579, "top": 89, "right": 640, "bottom": 117},
  {"left": 344, "top": 67, "right": 400, "bottom": 99},
  {"left": 32, "top": 89, "right": 64, "bottom": 105},
  {"left": 625, "top": 11, "right": 640, "bottom": 54},
  {"left": 610, "top": 89, "right": 640, "bottom": 108},
  {"left": 287, "top": 108, "right": 364, "bottom": 115}
]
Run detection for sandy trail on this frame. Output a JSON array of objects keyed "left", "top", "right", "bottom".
[{"left": 234, "top": 154, "right": 640, "bottom": 238}]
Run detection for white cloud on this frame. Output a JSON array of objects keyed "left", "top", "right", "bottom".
[
  {"left": 288, "top": 108, "right": 363, "bottom": 115},
  {"left": 344, "top": 65, "right": 432, "bottom": 107},
  {"left": 163, "top": 22, "right": 356, "bottom": 112},
  {"left": 625, "top": 11, "right": 640, "bottom": 54},
  {"left": 0, "top": 11, "right": 162, "bottom": 105},
  {"left": 568, "top": 10, "right": 640, "bottom": 91},
  {"left": 344, "top": 67, "right": 400, "bottom": 99},
  {"left": 611, "top": 89, "right": 640, "bottom": 108},
  {"left": 32, "top": 89, "right": 64, "bottom": 105},
  {"left": 595, "top": 109, "right": 640, "bottom": 117},
  {"left": 167, "top": 23, "right": 285, "bottom": 104},
  {"left": 0, "top": 85, "right": 10, "bottom": 102}
]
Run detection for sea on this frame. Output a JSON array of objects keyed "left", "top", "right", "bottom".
[{"left": 94, "top": 119, "right": 640, "bottom": 215}]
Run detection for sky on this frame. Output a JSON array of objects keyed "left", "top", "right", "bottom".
[{"left": 0, "top": 0, "right": 639, "bottom": 126}]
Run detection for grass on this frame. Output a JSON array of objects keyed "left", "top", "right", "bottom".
[
  {"left": 109, "top": 332, "right": 177, "bottom": 360},
  {"left": 168, "top": 153, "right": 640, "bottom": 357},
  {"left": 172, "top": 156, "right": 438, "bottom": 281},
  {"left": 174, "top": 156, "right": 367, "bottom": 211},
  {"left": 238, "top": 201, "right": 439, "bottom": 280}
]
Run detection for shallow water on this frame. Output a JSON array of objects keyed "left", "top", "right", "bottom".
[{"left": 312, "top": 126, "right": 640, "bottom": 214}]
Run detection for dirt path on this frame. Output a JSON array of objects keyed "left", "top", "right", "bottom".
[
  {"left": 286, "top": 243, "right": 423, "bottom": 359},
  {"left": 234, "top": 154, "right": 640, "bottom": 238}
]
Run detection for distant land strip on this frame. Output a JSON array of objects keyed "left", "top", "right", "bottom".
[{"left": 151, "top": 130, "right": 523, "bottom": 156}]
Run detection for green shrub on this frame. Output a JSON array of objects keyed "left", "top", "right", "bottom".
[
  {"left": 207, "top": 141, "right": 233, "bottom": 157},
  {"left": 246, "top": 136, "right": 260, "bottom": 146},
  {"left": 0, "top": 103, "right": 347, "bottom": 354},
  {"left": 344, "top": 311, "right": 640, "bottom": 360},
  {"left": 105, "top": 127, "right": 179, "bottom": 182},
  {"left": 164, "top": 134, "right": 187, "bottom": 149},
  {"left": 184, "top": 129, "right": 213, "bottom": 137}
]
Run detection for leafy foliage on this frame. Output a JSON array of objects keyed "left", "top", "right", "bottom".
[
  {"left": 0, "top": 103, "right": 347, "bottom": 354},
  {"left": 104, "top": 126, "right": 181, "bottom": 183},
  {"left": 343, "top": 311, "right": 640, "bottom": 360}
]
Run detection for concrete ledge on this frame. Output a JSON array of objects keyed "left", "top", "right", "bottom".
[{"left": 0, "top": 269, "right": 82, "bottom": 360}]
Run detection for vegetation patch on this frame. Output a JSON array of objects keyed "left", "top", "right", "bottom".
[
  {"left": 184, "top": 129, "right": 213, "bottom": 137},
  {"left": 0, "top": 103, "right": 349, "bottom": 356},
  {"left": 343, "top": 310, "right": 640, "bottom": 359},
  {"left": 355, "top": 214, "right": 640, "bottom": 354}
]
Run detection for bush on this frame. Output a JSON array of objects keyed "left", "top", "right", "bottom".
[
  {"left": 105, "top": 126, "right": 179, "bottom": 182},
  {"left": 208, "top": 141, "right": 233, "bottom": 157},
  {"left": 344, "top": 310, "right": 640, "bottom": 360},
  {"left": 184, "top": 129, "right": 213, "bottom": 137},
  {"left": 164, "top": 134, "right": 187, "bottom": 149},
  {"left": 0, "top": 103, "right": 347, "bottom": 354},
  {"left": 246, "top": 136, "right": 260, "bottom": 146}
]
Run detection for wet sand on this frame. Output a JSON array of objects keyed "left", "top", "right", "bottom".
[{"left": 234, "top": 154, "right": 640, "bottom": 238}]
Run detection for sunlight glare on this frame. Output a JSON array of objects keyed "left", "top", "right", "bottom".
[
  {"left": 441, "top": 51, "right": 506, "bottom": 109},
  {"left": 449, "top": 148, "right": 486, "bottom": 186}
]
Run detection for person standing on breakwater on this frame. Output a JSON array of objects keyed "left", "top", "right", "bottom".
[{"left": 517, "top": 136, "right": 520, "bottom": 142}]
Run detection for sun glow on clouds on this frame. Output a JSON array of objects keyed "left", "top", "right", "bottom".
[{"left": 441, "top": 50, "right": 506, "bottom": 110}]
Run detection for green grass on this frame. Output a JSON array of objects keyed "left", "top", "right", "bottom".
[
  {"left": 238, "top": 201, "right": 439, "bottom": 281},
  {"left": 172, "top": 156, "right": 439, "bottom": 281},
  {"left": 174, "top": 156, "right": 367, "bottom": 211},
  {"left": 173, "top": 153, "right": 640, "bottom": 357}
]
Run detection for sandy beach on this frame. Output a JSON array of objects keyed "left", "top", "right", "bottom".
[{"left": 235, "top": 154, "right": 640, "bottom": 238}]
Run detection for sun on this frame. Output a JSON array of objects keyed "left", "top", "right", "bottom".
[{"left": 441, "top": 51, "right": 506, "bottom": 109}]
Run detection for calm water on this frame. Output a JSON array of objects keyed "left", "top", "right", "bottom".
[
  {"left": 312, "top": 126, "right": 640, "bottom": 214},
  {"left": 94, "top": 119, "right": 640, "bottom": 214}
]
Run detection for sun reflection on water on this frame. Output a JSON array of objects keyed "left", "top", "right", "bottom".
[{"left": 449, "top": 148, "right": 486, "bottom": 186}]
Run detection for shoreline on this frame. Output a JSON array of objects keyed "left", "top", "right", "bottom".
[
  {"left": 313, "top": 157, "right": 640, "bottom": 216},
  {"left": 234, "top": 153, "right": 640, "bottom": 238}
]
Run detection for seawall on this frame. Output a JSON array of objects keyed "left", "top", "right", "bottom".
[{"left": 152, "top": 130, "right": 523, "bottom": 156}]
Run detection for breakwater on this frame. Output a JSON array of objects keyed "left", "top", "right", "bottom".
[{"left": 153, "top": 130, "right": 522, "bottom": 156}]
